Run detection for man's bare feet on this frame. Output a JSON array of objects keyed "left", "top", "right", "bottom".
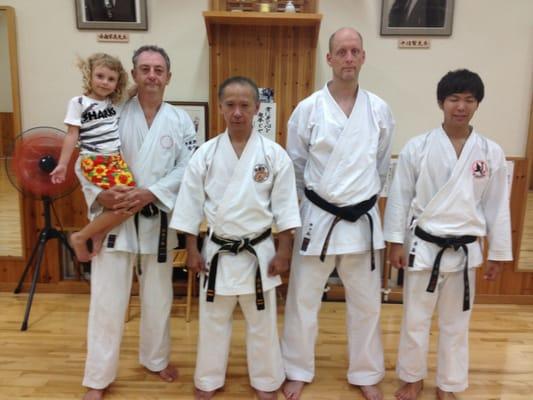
[
  {"left": 395, "top": 380, "right": 423, "bottom": 400},
  {"left": 82, "top": 388, "right": 104, "bottom": 400},
  {"left": 436, "top": 387, "right": 457, "bottom": 400},
  {"left": 195, "top": 387, "right": 216, "bottom": 399},
  {"left": 360, "top": 384, "right": 384, "bottom": 400},
  {"left": 256, "top": 389, "right": 277, "bottom": 399},
  {"left": 70, "top": 232, "right": 92, "bottom": 262},
  {"left": 282, "top": 380, "right": 305, "bottom": 400},
  {"left": 157, "top": 364, "right": 178, "bottom": 382}
]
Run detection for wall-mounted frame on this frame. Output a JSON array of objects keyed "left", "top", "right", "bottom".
[
  {"left": 75, "top": 0, "right": 148, "bottom": 30},
  {"left": 168, "top": 101, "right": 209, "bottom": 144},
  {"left": 380, "top": 0, "right": 454, "bottom": 36}
]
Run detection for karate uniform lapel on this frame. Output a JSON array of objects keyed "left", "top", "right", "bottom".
[
  {"left": 213, "top": 131, "right": 259, "bottom": 233},
  {"left": 417, "top": 128, "right": 477, "bottom": 226},
  {"left": 317, "top": 87, "right": 374, "bottom": 203},
  {"left": 127, "top": 100, "right": 168, "bottom": 184}
]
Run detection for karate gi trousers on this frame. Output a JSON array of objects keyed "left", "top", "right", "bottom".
[
  {"left": 195, "top": 288, "right": 284, "bottom": 392},
  {"left": 282, "top": 250, "right": 385, "bottom": 385},
  {"left": 83, "top": 251, "right": 173, "bottom": 389},
  {"left": 397, "top": 268, "right": 476, "bottom": 392}
]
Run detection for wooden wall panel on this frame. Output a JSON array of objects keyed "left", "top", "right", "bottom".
[
  {"left": 2, "top": 158, "right": 533, "bottom": 302},
  {"left": 0, "top": 112, "right": 14, "bottom": 157},
  {"left": 208, "top": 24, "right": 317, "bottom": 146}
]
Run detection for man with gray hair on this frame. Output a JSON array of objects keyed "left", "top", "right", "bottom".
[
  {"left": 281, "top": 28, "right": 395, "bottom": 400},
  {"left": 171, "top": 76, "right": 301, "bottom": 399},
  {"left": 79, "top": 45, "right": 197, "bottom": 400}
]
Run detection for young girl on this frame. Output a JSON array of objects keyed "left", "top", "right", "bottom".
[{"left": 51, "top": 53, "right": 134, "bottom": 262}]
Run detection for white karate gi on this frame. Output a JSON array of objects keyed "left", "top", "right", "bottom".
[
  {"left": 170, "top": 131, "right": 301, "bottom": 392},
  {"left": 281, "top": 84, "right": 394, "bottom": 385},
  {"left": 78, "top": 98, "right": 197, "bottom": 389},
  {"left": 383, "top": 126, "right": 512, "bottom": 391}
]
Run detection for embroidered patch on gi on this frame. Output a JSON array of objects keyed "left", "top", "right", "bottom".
[
  {"left": 253, "top": 163, "right": 269, "bottom": 182},
  {"left": 301, "top": 223, "right": 313, "bottom": 251},
  {"left": 107, "top": 234, "right": 116, "bottom": 249},
  {"left": 185, "top": 138, "right": 198, "bottom": 151},
  {"left": 471, "top": 160, "right": 488, "bottom": 178},
  {"left": 160, "top": 135, "right": 174, "bottom": 149}
]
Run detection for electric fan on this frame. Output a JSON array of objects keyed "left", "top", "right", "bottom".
[{"left": 5, "top": 126, "right": 79, "bottom": 331}]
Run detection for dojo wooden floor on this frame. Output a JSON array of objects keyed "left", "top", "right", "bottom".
[
  {"left": 1, "top": 293, "right": 532, "bottom": 399},
  {"left": 519, "top": 191, "right": 533, "bottom": 268},
  {"left": 0, "top": 161, "right": 23, "bottom": 256}
]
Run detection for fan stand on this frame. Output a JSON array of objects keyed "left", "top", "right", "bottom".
[{"left": 14, "top": 196, "right": 77, "bottom": 331}]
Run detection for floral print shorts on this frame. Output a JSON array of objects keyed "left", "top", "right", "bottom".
[{"left": 80, "top": 154, "right": 136, "bottom": 190}]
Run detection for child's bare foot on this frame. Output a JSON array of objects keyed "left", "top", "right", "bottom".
[
  {"left": 282, "top": 380, "right": 305, "bottom": 400},
  {"left": 395, "top": 380, "right": 423, "bottom": 400},
  {"left": 89, "top": 233, "right": 106, "bottom": 257},
  {"left": 70, "top": 232, "right": 92, "bottom": 262},
  {"left": 82, "top": 388, "right": 104, "bottom": 400},
  {"left": 436, "top": 387, "right": 457, "bottom": 399}
]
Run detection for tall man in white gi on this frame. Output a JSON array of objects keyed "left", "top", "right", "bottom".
[
  {"left": 79, "top": 45, "right": 197, "bottom": 400},
  {"left": 384, "top": 69, "right": 512, "bottom": 400},
  {"left": 170, "top": 76, "right": 301, "bottom": 400},
  {"left": 281, "top": 28, "right": 394, "bottom": 400}
]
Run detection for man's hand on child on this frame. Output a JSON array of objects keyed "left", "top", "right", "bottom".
[
  {"left": 97, "top": 185, "right": 136, "bottom": 212},
  {"left": 122, "top": 188, "right": 156, "bottom": 214}
]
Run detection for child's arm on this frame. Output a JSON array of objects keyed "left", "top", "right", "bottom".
[{"left": 50, "top": 124, "right": 79, "bottom": 184}]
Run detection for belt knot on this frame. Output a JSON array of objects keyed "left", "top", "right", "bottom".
[{"left": 230, "top": 238, "right": 249, "bottom": 254}]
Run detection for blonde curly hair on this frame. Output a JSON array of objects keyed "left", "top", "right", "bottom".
[{"left": 78, "top": 53, "right": 128, "bottom": 104}]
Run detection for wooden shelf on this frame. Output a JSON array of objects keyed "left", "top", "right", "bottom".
[{"left": 203, "top": 11, "right": 322, "bottom": 46}]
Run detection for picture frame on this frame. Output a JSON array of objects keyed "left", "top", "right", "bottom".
[
  {"left": 75, "top": 0, "right": 148, "bottom": 30},
  {"left": 380, "top": 0, "right": 454, "bottom": 36},
  {"left": 168, "top": 101, "right": 209, "bottom": 145}
]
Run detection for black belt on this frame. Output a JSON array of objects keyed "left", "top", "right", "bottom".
[
  {"left": 133, "top": 203, "right": 168, "bottom": 275},
  {"left": 206, "top": 228, "right": 272, "bottom": 310},
  {"left": 304, "top": 188, "right": 377, "bottom": 269},
  {"left": 414, "top": 226, "right": 477, "bottom": 311}
]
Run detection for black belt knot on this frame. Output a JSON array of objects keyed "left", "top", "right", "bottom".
[
  {"left": 206, "top": 228, "right": 271, "bottom": 310},
  {"left": 304, "top": 188, "right": 378, "bottom": 270},
  {"left": 228, "top": 238, "right": 250, "bottom": 254},
  {"left": 414, "top": 226, "right": 477, "bottom": 311}
]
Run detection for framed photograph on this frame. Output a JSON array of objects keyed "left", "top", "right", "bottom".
[
  {"left": 380, "top": 0, "right": 454, "bottom": 36},
  {"left": 168, "top": 101, "right": 209, "bottom": 145},
  {"left": 75, "top": 0, "right": 148, "bottom": 30}
]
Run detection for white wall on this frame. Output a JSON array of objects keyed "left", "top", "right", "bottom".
[
  {"left": 317, "top": 0, "right": 533, "bottom": 156},
  {"left": 2, "top": 0, "right": 210, "bottom": 129},
  {"left": 2, "top": 0, "right": 532, "bottom": 155}
]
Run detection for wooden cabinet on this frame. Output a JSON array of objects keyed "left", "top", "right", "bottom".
[
  {"left": 210, "top": 0, "right": 318, "bottom": 13},
  {"left": 204, "top": 1, "right": 322, "bottom": 145}
]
